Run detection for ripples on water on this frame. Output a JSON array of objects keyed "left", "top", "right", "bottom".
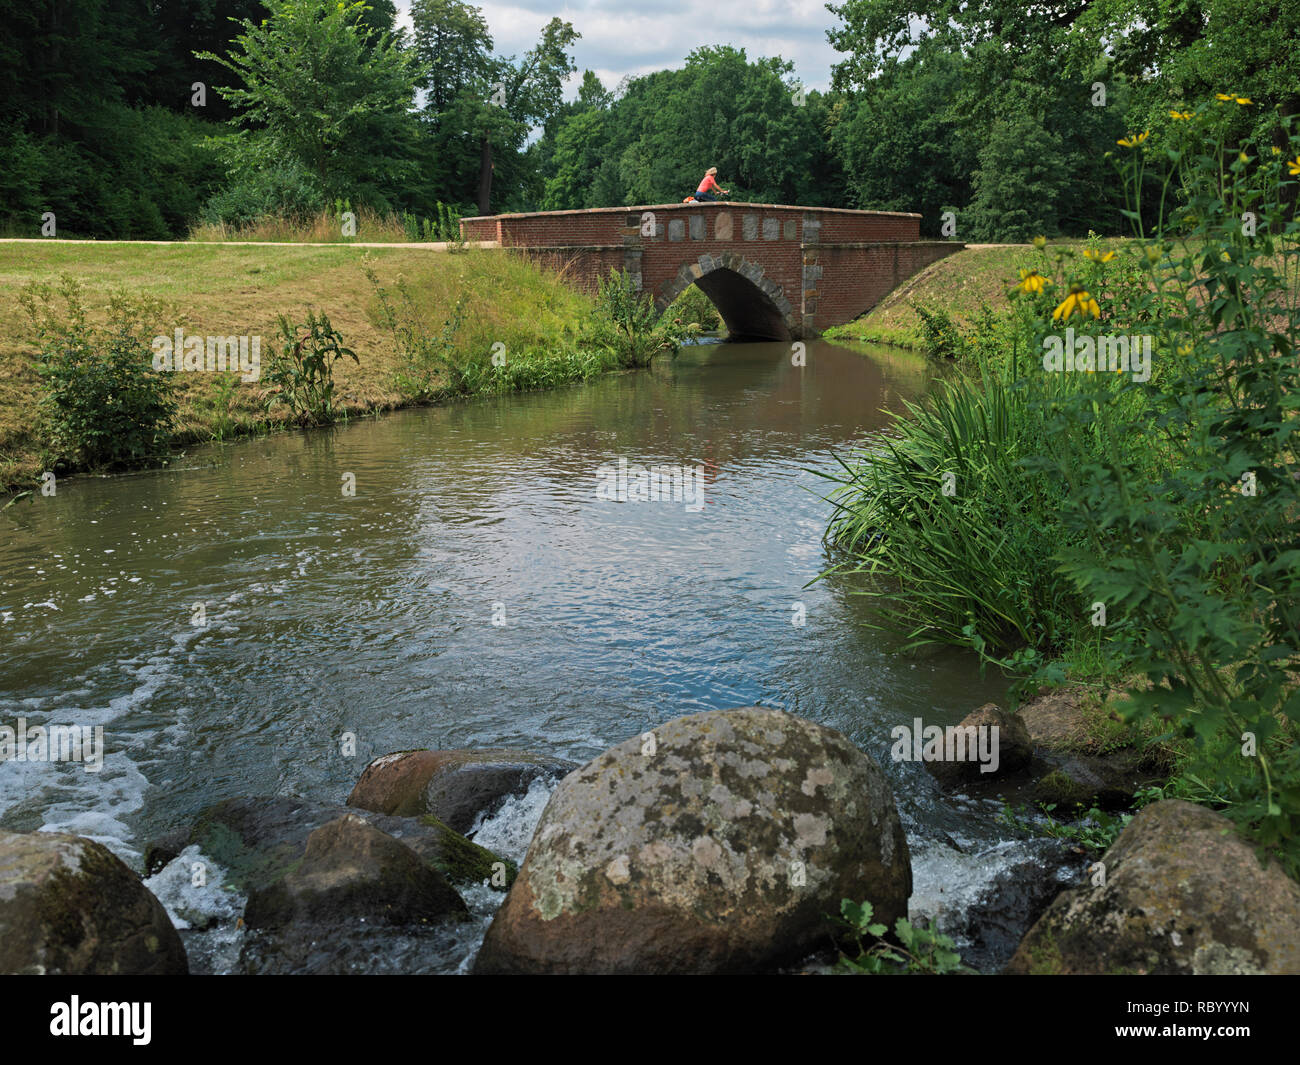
[{"left": 0, "top": 339, "right": 1063, "bottom": 971}]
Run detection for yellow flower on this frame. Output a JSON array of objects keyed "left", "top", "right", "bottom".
[
  {"left": 1235, "top": 96, "right": 1252, "bottom": 105},
  {"left": 1016, "top": 269, "right": 1051, "bottom": 294},
  {"left": 1032, "top": 235, "right": 1048, "bottom": 250},
  {"left": 1216, "top": 93, "right": 1235, "bottom": 101},
  {"left": 1273, "top": 147, "right": 1283, "bottom": 156},
  {"left": 1177, "top": 343, "right": 1193, "bottom": 356},
  {"left": 1216, "top": 93, "right": 1251, "bottom": 105},
  {"left": 1052, "top": 285, "right": 1101, "bottom": 322},
  {"left": 1117, "top": 131, "right": 1150, "bottom": 148},
  {"left": 1083, "top": 249, "right": 1117, "bottom": 263},
  {"left": 1168, "top": 110, "right": 1193, "bottom": 120},
  {"left": 1144, "top": 245, "right": 1163, "bottom": 263},
  {"left": 1288, "top": 156, "right": 1300, "bottom": 177},
  {"left": 1238, "top": 152, "right": 1250, "bottom": 164}
]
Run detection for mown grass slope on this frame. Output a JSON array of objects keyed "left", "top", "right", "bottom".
[{"left": 0, "top": 243, "right": 597, "bottom": 490}]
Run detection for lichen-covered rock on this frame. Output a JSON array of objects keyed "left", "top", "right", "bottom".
[
  {"left": 1006, "top": 800, "right": 1300, "bottom": 974},
  {"left": 244, "top": 814, "right": 467, "bottom": 928},
  {"left": 152, "top": 795, "right": 513, "bottom": 892},
  {"left": 0, "top": 830, "right": 187, "bottom": 975},
  {"left": 474, "top": 706, "right": 911, "bottom": 974},
  {"left": 924, "top": 703, "right": 1033, "bottom": 787},
  {"left": 347, "top": 748, "right": 577, "bottom": 832}
]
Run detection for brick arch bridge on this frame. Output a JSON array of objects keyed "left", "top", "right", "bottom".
[{"left": 460, "top": 203, "right": 962, "bottom": 340}]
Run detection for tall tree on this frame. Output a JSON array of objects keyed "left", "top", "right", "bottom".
[{"left": 199, "top": 0, "right": 426, "bottom": 207}]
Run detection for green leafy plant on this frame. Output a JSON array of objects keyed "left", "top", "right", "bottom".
[
  {"left": 198, "top": 374, "right": 244, "bottom": 442},
  {"left": 665, "top": 284, "right": 723, "bottom": 332},
  {"left": 19, "top": 275, "right": 176, "bottom": 469},
  {"left": 1021, "top": 105, "right": 1300, "bottom": 873},
  {"left": 913, "top": 303, "right": 969, "bottom": 360},
  {"left": 835, "top": 899, "right": 970, "bottom": 974},
  {"left": 264, "top": 309, "right": 357, "bottom": 425},
  {"left": 364, "top": 262, "right": 474, "bottom": 399},
  {"left": 999, "top": 801, "right": 1134, "bottom": 852},
  {"left": 583, "top": 269, "right": 690, "bottom": 369}
]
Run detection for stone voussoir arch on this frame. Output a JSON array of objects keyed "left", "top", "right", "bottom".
[{"left": 655, "top": 252, "right": 798, "bottom": 341}]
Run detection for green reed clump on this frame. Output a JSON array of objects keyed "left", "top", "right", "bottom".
[{"left": 821, "top": 359, "right": 1107, "bottom": 657}]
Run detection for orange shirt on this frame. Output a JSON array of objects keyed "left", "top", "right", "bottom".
[{"left": 697, "top": 173, "right": 720, "bottom": 193}]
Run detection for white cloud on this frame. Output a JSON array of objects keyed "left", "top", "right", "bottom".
[{"left": 393, "top": 0, "right": 842, "bottom": 97}]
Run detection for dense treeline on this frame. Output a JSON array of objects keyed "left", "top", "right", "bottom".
[{"left": 1, "top": 0, "right": 1296, "bottom": 239}]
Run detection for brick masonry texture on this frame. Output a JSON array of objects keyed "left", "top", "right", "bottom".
[{"left": 461, "top": 203, "right": 961, "bottom": 338}]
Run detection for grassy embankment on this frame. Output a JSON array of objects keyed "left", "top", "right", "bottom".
[
  {"left": 0, "top": 242, "right": 622, "bottom": 492},
  {"left": 823, "top": 242, "right": 1107, "bottom": 349}
]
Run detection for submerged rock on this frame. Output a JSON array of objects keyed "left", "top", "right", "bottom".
[
  {"left": 0, "top": 829, "right": 187, "bottom": 975},
  {"left": 1006, "top": 800, "right": 1300, "bottom": 974},
  {"left": 347, "top": 748, "right": 577, "bottom": 833},
  {"left": 149, "top": 795, "right": 514, "bottom": 893},
  {"left": 244, "top": 814, "right": 467, "bottom": 928},
  {"left": 475, "top": 706, "right": 911, "bottom": 974}
]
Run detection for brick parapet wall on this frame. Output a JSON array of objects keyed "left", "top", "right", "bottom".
[{"left": 460, "top": 204, "right": 954, "bottom": 336}]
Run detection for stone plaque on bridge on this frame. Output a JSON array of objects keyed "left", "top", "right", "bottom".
[
  {"left": 689, "top": 214, "right": 705, "bottom": 240},
  {"left": 668, "top": 218, "right": 686, "bottom": 242},
  {"left": 743, "top": 213, "right": 759, "bottom": 241},
  {"left": 762, "top": 217, "right": 780, "bottom": 241},
  {"left": 714, "top": 212, "right": 733, "bottom": 241},
  {"left": 784, "top": 219, "right": 797, "bottom": 240}
]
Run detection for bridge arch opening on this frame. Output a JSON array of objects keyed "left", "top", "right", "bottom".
[{"left": 658, "top": 257, "right": 796, "bottom": 342}]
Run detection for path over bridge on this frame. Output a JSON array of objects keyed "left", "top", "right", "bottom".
[{"left": 461, "top": 203, "right": 962, "bottom": 340}]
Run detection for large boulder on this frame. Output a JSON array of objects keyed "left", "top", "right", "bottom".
[
  {"left": 474, "top": 706, "right": 911, "bottom": 974},
  {"left": 1007, "top": 800, "right": 1300, "bottom": 974},
  {"left": 348, "top": 748, "right": 577, "bottom": 833},
  {"left": 148, "top": 795, "right": 513, "bottom": 892},
  {"left": 244, "top": 814, "right": 467, "bottom": 928},
  {"left": 0, "top": 830, "right": 187, "bottom": 975}
]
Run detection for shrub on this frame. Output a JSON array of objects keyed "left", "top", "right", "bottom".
[
  {"left": 19, "top": 276, "right": 176, "bottom": 468},
  {"left": 665, "top": 284, "right": 723, "bottom": 332},
  {"left": 583, "top": 269, "right": 690, "bottom": 368}
]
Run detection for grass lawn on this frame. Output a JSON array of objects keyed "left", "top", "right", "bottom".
[{"left": 0, "top": 242, "right": 597, "bottom": 491}]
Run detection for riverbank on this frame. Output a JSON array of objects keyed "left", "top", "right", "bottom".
[
  {"left": 819, "top": 204, "right": 1300, "bottom": 883},
  {"left": 0, "top": 243, "right": 614, "bottom": 493},
  {"left": 821, "top": 241, "right": 1126, "bottom": 349}
]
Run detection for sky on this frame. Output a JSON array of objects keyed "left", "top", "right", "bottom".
[{"left": 392, "top": 0, "right": 845, "bottom": 97}]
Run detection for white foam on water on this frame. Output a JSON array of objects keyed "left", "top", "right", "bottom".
[
  {"left": 467, "top": 775, "right": 557, "bottom": 865},
  {"left": 37, "top": 752, "right": 154, "bottom": 862},
  {"left": 143, "top": 845, "right": 245, "bottom": 931},
  {"left": 443, "top": 777, "right": 560, "bottom": 973},
  {"left": 0, "top": 613, "right": 240, "bottom": 862}
]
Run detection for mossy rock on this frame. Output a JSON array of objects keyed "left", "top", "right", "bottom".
[
  {"left": 418, "top": 814, "right": 516, "bottom": 888},
  {"left": 244, "top": 815, "right": 468, "bottom": 929},
  {"left": 1033, "top": 768, "right": 1096, "bottom": 809},
  {"left": 1006, "top": 801, "right": 1300, "bottom": 974},
  {"left": 148, "top": 796, "right": 516, "bottom": 898},
  {"left": 0, "top": 829, "right": 187, "bottom": 975},
  {"left": 476, "top": 707, "right": 910, "bottom": 974}
]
